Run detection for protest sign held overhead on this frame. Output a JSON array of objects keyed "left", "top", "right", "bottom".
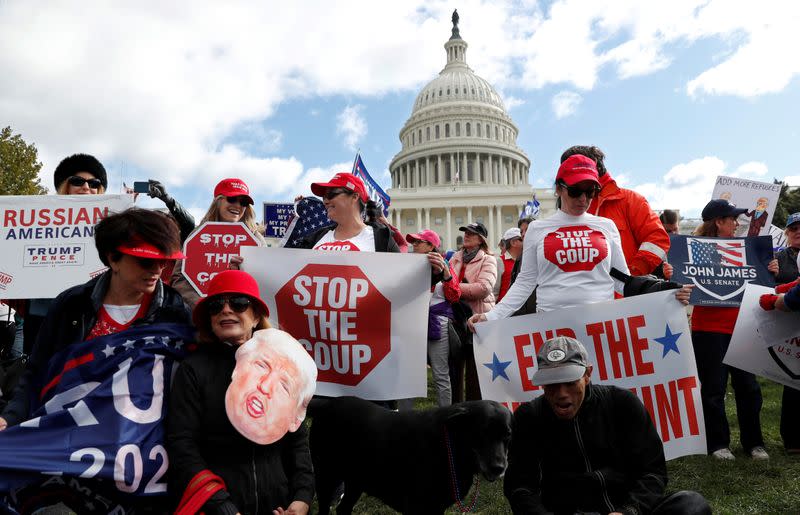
[
  {"left": 0, "top": 194, "right": 133, "bottom": 298},
  {"left": 474, "top": 291, "right": 706, "bottom": 460},
  {"left": 241, "top": 247, "right": 429, "bottom": 399},
  {"left": 182, "top": 222, "right": 262, "bottom": 296},
  {"left": 262, "top": 202, "right": 295, "bottom": 239},
  {"left": 711, "top": 175, "right": 781, "bottom": 237},
  {"left": 725, "top": 283, "right": 800, "bottom": 390},
  {"left": 668, "top": 234, "right": 775, "bottom": 306}
]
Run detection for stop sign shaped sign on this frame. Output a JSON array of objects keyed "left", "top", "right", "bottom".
[
  {"left": 276, "top": 263, "right": 391, "bottom": 386},
  {"left": 182, "top": 222, "right": 261, "bottom": 296},
  {"left": 543, "top": 225, "right": 608, "bottom": 272}
]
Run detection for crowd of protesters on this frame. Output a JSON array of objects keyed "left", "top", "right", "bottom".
[{"left": 0, "top": 144, "right": 795, "bottom": 514}]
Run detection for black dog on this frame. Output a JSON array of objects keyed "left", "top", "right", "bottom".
[{"left": 308, "top": 396, "right": 512, "bottom": 515}]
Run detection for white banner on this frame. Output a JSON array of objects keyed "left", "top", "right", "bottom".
[
  {"left": 474, "top": 291, "right": 706, "bottom": 460},
  {"left": 0, "top": 194, "right": 134, "bottom": 298},
  {"left": 241, "top": 247, "right": 431, "bottom": 399},
  {"left": 712, "top": 175, "right": 781, "bottom": 237},
  {"left": 725, "top": 283, "right": 800, "bottom": 391}
]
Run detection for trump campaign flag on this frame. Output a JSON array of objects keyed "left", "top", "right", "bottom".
[
  {"left": 241, "top": 247, "right": 430, "bottom": 399},
  {"left": 352, "top": 153, "right": 391, "bottom": 216},
  {"left": 474, "top": 291, "right": 706, "bottom": 460},
  {"left": 668, "top": 234, "right": 775, "bottom": 306},
  {"left": 0, "top": 323, "right": 194, "bottom": 496}
]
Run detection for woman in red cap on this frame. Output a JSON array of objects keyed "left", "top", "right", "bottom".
[
  {"left": 406, "top": 229, "right": 461, "bottom": 407},
  {"left": 171, "top": 177, "right": 266, "bottom": 309},
  {"left": 0, "top": 208, "right": 190, "bottom": 431},
  {"left": 470, "top": 155, "right": 691, "bottom": 322},
  {"left": 301, "top": 172, "right": 399, "bottom": 252},
  {"left": 167, "top": 270, "right": 314, "bottom": 515}
]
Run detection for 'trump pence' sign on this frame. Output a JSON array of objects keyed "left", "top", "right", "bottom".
[
  {"left": 241, "top": 247, "right": 430, "bottom": 399},
  {"left": 182, "top": 222, "right": 261, "bottom": 296}
]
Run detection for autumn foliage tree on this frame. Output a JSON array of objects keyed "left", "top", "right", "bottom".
[{"left": 0, "top": 126, "right": 47, "bottom": 195}]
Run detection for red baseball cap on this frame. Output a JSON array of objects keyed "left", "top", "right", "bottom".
[
  {"left": 118, "top": 237, "right": 185, "bottom": 260},
  {"left": 193, "top": 270, "right": 269, "bottom": 327},
  {"left": 214, "top": 178, "right": 254, "bottom": 205},
  {"left": 556, "top": 155, "right": 600, "bottom": 186},
  {"left": 405, "top": 229, "right": 441, "bottom": 249},
  {"left": 310, "top": 173, "right": 368, "bottom": 203}
]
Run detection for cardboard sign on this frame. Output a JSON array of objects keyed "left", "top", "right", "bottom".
[
  {"left": 725, "top": 283, "right": 800, "bottom": 390},
  {"left": 474, "top": 291, "right": 706, "bottom": 460},
  {"left": 262, "top": 202, "right": 295, "bottom": 239},
  {"left": 0, "top": 194, "right": 133, "bottom": 298},
  {"left": 181, "top": 222, "right": 261, "bottom": 296},
  {"left": 241, "top": 247, "right": 430, "bottom": 399},
  {"left": 668, "top": 235, "right": 775, "bottom": 306},
  {"left": 711, "top": 175, "right": 781, "bottom": 237}
]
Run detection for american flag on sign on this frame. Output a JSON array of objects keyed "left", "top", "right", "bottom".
[
  {"left": 688, "top": 238, "right": 747, "bottom": 267},
  {"left": 280, "top": 197, "right": 331, "bottom": 248}
]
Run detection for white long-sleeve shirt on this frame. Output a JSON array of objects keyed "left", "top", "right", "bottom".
[{"left": 485, "top": 210, "right": 629, "bottom": 319}]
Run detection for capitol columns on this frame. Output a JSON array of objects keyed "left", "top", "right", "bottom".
[
  {"left": 466, "top": 206, "right": 473, "bottom": 225},
  {"left": 488, "top": 202, "right": 495, "bottom": 247},
  {"left": 417, "top": 208, "right": 422, "bottom": 229},
  {"left": 450, "top": 154, "right": 456, "bottom": 184},
  {"left": 488, "top": 155, "right": 493, "bottom": 184},
  {"left": 462, "top": 153, "right": 468, "bottom": 184},
  {"left": 424, "top": 207, "right": 431, "bottom": 229},
  {"left": 437, "top": 155, "right": 443, "bottom": 185},
  {"left": 445, "top": 207, "right": 452, "bottom": 250}
]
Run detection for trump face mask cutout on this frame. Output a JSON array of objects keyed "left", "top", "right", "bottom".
[{"left": 225, "top": 328, "right": 318, "bottom": 444}]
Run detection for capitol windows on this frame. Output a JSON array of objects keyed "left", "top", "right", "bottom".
[
  {"left": 418, "top": 129, "right": 422, "bottom": 144},
  {"left": 466, "top": 123, "right": 471, "bottom": 136},
  {"left": 412, "top": 132, "right": 415, "bottom": 145},
  {"left": 504, "top": 215, "right": 513, "bottom": 223},
  {"left": 485, "top": 124, "right": 490, "bottom": 138},
  {"left": 407, "top": 218, "right": 415, "bottom": 226},
  {"left": 495, "top": 126, "right": 499, "bottom": 140},
  {"left": 455, "top": 123, "right": 460, "bottom": 136},
  {"left": 439, "top": 89, "right": 442, "bottom": 97},
  {"left": 447, "top": 88, "right": 450, "bottom": 95},
  {"left": 477, "top": 123, "right": 481, "bottom": 137},
  {"left": 435, "top": 125, "right": 440, "bottom": 139},
  {"left": 445, "top": 124, "right": 450, "bottom": 137},
  {"left": 455, "top": 216, "right": 464, "bottom": 224},
  {"left": 476, "top": 216, "right": 484, "bottom": 223},
  {"left": 426, "top": 127, "right": 431, "bottom": 141},
  {"left": 471, "top": 87, "right": 475, "bottom": 95},
  {"left": 434, "top": 217, "right": 443, "bottom": 225}
]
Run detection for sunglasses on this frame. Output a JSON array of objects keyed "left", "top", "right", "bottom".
[
  {"left": 207, "top": 295, "right": 253, "bottom": 316},
  {"left": 226, "top": 196, "right": 253, "bottom": 207},
  {"left": 560, "top": 182, "right": 600, "bottom": 199},
  {"left": 133, "top": 256, "right": 169, "bottom": 270},
  {"left": 323, "top": 188, "right": 352, "bottom": 201},
  {"left": 67, "top": 176, "right": 103, "bottom": 189}
]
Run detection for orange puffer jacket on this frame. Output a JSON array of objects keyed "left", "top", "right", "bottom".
[{"left": 588, "top": 174, "right": 670, "bottom": 276}]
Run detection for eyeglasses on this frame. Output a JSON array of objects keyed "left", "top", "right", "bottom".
[
  {"left": 67, "top": 176, "right": 103, "bottom": 189},
  {"left": 323, "top": 188, "right": 351, "bottom": 201},
  {"left": 226, "top": 196, "right": 252, "bottom": 207},
  {"left": 559, "top": 182, "right": 600, "bottom": 199},
  {"left": 133, "top": 257, "right": 169, "bottom": 270},
  {"left": 207, "top": 295, "right": 253, "bottom": 315}
]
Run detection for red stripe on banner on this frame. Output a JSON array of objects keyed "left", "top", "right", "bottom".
[{"left": 40, "top": 352, "right": 95, "bottom": 399}]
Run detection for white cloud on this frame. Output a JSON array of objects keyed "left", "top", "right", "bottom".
[
  {"left": 784, "top": 176, "right": 800, "bottom": 187},
  {"left": 502, "top": 95, "right": 525, "bottom": 110},
  {"left": 337, "top": 105, "right": 367, "bottom": 151},
  {"left": 633, "top": 156, "right": 773, "bottom": 217},
  {"left": 551, "top": 91, "right": 582, "bottom": 119}
]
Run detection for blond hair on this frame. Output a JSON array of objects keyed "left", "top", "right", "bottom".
[
  {"left": 693, "top": 221, "right": 719, "bottom": 237},
  {"left": 200, "top": 195, "right": 259, "bottom": 234},
  {"left": 56, "top": 181, "right": 106, "bottom": 195}
]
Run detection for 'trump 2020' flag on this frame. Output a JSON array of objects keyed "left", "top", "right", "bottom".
[
  {"left": 352, "top": 153, "right": 391, "bottom": 216},
  {"left": 0, "top": 323, "right": 194, "bottom": 495}
]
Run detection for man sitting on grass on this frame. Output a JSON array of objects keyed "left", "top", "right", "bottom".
[{"left": 503, "top": 336, "right": 711, "bottom": 515}]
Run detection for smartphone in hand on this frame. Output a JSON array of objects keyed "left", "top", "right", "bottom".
[{"left": 133, "top": 181, "right": 150, "bottom": 194}]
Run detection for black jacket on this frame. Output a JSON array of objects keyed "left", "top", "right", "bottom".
[
  {"left": 775, "top": 246, "right": 799, "bottom": 285},
  {"left": 504, "top": 384, "right": 668, "bottom": 515},
  {"left": 166, "top": 344, "right": 314, "bottom": 515},
  {"left": 1, "top": 272, "right": 190, "bottom": 426},
  {"left": 299, "top": 222, "right": 400, "bottom": 253},
  {"left": 163, "top": 196, "right": 196, "bottom": 243}
]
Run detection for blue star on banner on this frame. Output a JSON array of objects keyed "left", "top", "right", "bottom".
[
  {"left": 483, "top": 353, "right": 512, "bottom": 381},
  {"left": 654, "top": 324, "right": 682, "bottom": 357}
]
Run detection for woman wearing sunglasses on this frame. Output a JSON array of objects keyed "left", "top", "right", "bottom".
[
  {"left": 171, "top": 178, "right": 266, "bottom": 309},
  {"left": 0, "top": 208, "right": 190, "bottom": 432},
  {"left": 167, "top": 270, "right": 313, "bottom": 515},
  {"left": 469, "top": 155, "right": 691, "bottom": 329}
]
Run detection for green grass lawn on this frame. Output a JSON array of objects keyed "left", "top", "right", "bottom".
[{"left": 318, "top": 377, "right": 800, "bottom": 514}]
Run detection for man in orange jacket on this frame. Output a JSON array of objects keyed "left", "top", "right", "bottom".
[{"left": 560, "top": 145, "right": 670, "bottom": 276}]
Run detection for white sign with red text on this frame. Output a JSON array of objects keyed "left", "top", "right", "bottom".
[
  {"left": 182, "top": 222, "right": 262, "bottom": 296},
  {"left": 241, "top": 246, "right": 430, "bottom": 399},
  {"left": 0, "top": 194, "right": 133, "bottom": 298},
  {"left": 725, "top": 283, "right": 800, "bottom": 391},
  {"left": 474, "top": 291, "right": 706, "bottom": 460}
]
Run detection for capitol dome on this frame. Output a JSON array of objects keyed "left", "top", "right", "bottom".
[{"left": 386, "top": 11, "right": 542, "bottom": 250}]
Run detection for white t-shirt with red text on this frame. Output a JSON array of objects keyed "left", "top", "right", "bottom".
[
  {"left": 486, "top": 210, "right": 629, "bottom": 318},
  {"left": 313, "top": 225, "right": 376, "bottom": 252}
]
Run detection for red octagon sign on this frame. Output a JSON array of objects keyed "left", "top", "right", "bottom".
[
  {"left": 276, "top": 263, "right": 391, "bottom": 386},
  {"left": 543, "top": 225, "right": 608, "bottom": 272},
  {"left": 182, "top": 222, "right": 261, "bottom": 296}
]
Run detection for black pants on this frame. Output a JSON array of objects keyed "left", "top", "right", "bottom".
[
  {"left": 651, "top": 490, "right": 712, "bottom": 515},
  {"left": 692, "top": 331, "right": 764, "bottom": 453},
  {"left": 781, "top": 385, "right": 800, "bottom": 450}
]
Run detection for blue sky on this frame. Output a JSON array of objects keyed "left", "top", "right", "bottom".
[{"left": 1, "top": 0, "right": 798, "bottom": 220}]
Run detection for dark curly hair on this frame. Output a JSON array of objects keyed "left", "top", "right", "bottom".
[
  {"left": 560, "top": 145, "right": 607, "bottom": 177},
  {"left": 95, "top": 208, "right": 181, "bottom": 266}
]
